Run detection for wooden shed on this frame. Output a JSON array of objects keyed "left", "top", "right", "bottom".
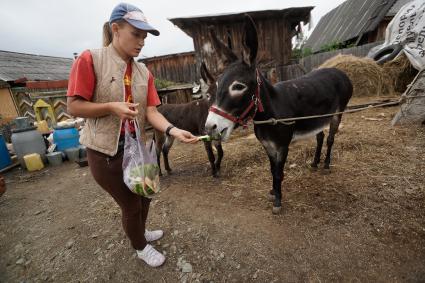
[
  {"left": 139, "top": 51, "right": 197, "bottom": 83},
  {"left": 169, "top": 7, "right": 313, "bottom": 80}
]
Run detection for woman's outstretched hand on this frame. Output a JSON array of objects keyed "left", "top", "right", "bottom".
[
  {"left": 170, "top": 128, "right": 198, "bottom": 144},
  {"left": 109, "top": 102, "right": 139, "bottom": 120}
]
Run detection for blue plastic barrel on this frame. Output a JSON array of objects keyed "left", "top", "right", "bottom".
[
  {"left": 53, "top": 126, "right": 80, "bottom": 151},
  {"left": 0, "top": 134, "right": 11, "bottom": 169}
]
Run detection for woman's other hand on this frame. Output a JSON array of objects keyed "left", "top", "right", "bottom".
[
  {"left": 109, "top": 102, "right": 139, "bottom": 119},
  {"left": 170, "top": 128, "right": 198, "bottom": 144}
]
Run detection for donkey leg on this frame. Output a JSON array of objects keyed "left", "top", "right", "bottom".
[
  {"left": 268, "top": 147, "right": 289, "bottom": 214},
  {"left": 154, "top": 130, "right": 164, "bottom": 176},
  {"left": 163, "top": 136, "right": 175, "bottom": 174},
  {"left": 324, "top": 115, "right": 342, "bottom": 170},
  {"left": 203, "top": 141, "right": 218, "bottom": 177},
  {"left": 157, "top": 150, "right": 163, "bottom": 176},
  {"left": 311, "top": 131, "right": 325, "bottom": 169},
  {"left": 214, "top": 141, "right": 224, "bottom": 175}
]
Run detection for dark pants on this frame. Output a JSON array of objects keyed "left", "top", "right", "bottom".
[{"left": 87, "top": 147, "right": 151, "bottom": 250}]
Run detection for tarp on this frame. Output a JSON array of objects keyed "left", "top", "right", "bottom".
[
  {"left": 392, "top": 69, "right": 425, "bottom": 125},
  {"left": 370, "top": 0, "right": 425, "bottom": 70}
]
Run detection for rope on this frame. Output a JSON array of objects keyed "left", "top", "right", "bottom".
[{"left": 253, "top": 99, "right": 402, "bottom": 125}]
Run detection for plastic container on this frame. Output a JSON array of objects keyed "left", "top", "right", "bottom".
[
  {"left": 64, "top": 147, "right": 80, "bottom": 162},
  {"left": 11, "top": 127, "right": 47, "bottom": 168},
  {"left": 14, "top": 117, "right": 32, "bottom": 130},
  {"left": 0, "top": 134, "right": 11, "bottom": 170},
  {"left": 53, "top": 126, "right": 80, "bottom": 151},
  {"left": 24, "top": 153, "right": 44, "bottom": 171},
  {"left": 36, "top": 120, "right": 50, "bottom": 134},
  {"left": 79, "top": 145, "right": 87, "bottom": 158},
  {"left": 46, "top": 152, "right": 63, "bottom": 166}
]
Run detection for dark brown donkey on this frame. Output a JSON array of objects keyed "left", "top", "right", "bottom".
[
  {"left": 205, "top": 16, "right": 353, "bottom": 213},
  {"left": 155, "top": 63, "right": 223, "bottom": 177}
]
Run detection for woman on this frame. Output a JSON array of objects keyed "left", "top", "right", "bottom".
[{"left": 67, "top": 3, "right": 198, "bottom": 267}]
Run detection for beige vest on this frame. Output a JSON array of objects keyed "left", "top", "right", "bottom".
[{"left": 79, "top": 44, "right": 149, "bottom": 156}]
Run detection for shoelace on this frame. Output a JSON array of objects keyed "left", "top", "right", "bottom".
[{"left": 143, "top": 245, "right": 162, "bottom": 263}]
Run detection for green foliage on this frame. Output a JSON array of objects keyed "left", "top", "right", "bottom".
[
  {"left": 291, "top": 31, "right": 313, "bottom": 59},
  {"left": 154, "top": 78, "right": 174, "bottom": 90},
  {"left": 292, "top": 47, "right": 313, "bottom": 59},
  {"left": 320, "top": 41, "right": 356, "bottom": 52}
]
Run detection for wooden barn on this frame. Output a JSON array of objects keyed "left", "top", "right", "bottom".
[
  {"left": 0, "top": 50, "right": 73, "bottom": 139},
  {"left": 304, "top": 0, "right": 411, "bottom": 53},
  {"left": 169, "top": 7, "right": 313, "bottom": 81}
]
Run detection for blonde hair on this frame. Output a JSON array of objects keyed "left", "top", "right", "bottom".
[
  {"left": 102, "top": 20, "right": 126, "bottom": 47},
  {"left": 102, "top": 22, "right": 113, "bottom": 47}
]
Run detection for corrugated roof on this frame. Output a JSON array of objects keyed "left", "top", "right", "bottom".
[
  {"left": 386, "top": 0, "right": 412, "bottom": 16},
  {"left": 169, "top": 7, "right": 313, "bottom": 28},
  {"left": 0, "top": 50, "right": 73, "bottom": 82},
  {"left": 305, "top": 0, "right": 398, "bottom": 53}
]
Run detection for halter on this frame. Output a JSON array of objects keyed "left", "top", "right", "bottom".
[{"left": 209, "top": 69, "right": 264, "bottom": 127}]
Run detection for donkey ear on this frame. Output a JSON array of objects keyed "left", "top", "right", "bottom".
[
  {"left": 209, "top": 27, "right": 238, "bottom": 72},
  {"left": 242, "top": 15, "right": 258, "bottom": 66},
  {"left": 200, "top": 62, "right": 215, "bottom": 85}
]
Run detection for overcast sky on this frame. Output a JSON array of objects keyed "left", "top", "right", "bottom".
[{"left": 0, "top": 0, "right": 347, "bottom": 59}]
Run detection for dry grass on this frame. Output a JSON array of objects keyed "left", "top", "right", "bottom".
[
  {"left": 383, "top": 53, "right": 418, "bottom": 93},
  {"left": 319, "top": 54, "right": 394, "bottom": 97},
  {"left": 320, "top": 53, "right": 419, "bottom": 97}
]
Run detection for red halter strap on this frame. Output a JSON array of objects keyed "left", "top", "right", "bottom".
[{"left": 209, "top": 69, "right": 264, "bottom": 126}]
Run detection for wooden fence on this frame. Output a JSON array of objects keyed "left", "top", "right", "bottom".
[
  {"left": 300, "top": 42, "right": 383, "bottom": 72},
  {"left": 157, "top": 84, "right": 193, "bottom": 105},
  {"left": 279, "top": 42, "right": 383, "bottom": 81}
]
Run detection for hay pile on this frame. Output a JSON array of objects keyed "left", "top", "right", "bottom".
[
  {"left": 319, "top": 54, "right": 394, "bottom": 97},
  {"left": 383, "top": 53, "right": 418, "bottom": 93}
]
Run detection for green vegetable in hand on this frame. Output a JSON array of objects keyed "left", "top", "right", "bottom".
[{"left": 197, "top": 133, "right": 221, "bottom": 142}]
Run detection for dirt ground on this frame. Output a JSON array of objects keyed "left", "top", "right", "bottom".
[{"left": 1, "top": 96, "right": 424, "bottom": 282}]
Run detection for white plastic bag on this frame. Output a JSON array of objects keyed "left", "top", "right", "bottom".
[{"left": 122, "top": 120, "right": 160, "bottom": 197}]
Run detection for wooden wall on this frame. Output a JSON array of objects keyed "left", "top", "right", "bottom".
[
  {"left": 142, "top": 52, "right": 197, "bottom": 83},
  {"left": 157, "top": 85, "right": 193, "bottom": 104},
  {"left": 189, "top": 17, "right": 294, "bottom": 77},
  {"left": 299, "top": 41, "right": 383, "bottom": 73},
  {"left": 11, "top": 87, "right": 70, "bottom": 125},
  {"left": 0, "top": 88, "right": 18, "bottom": 124}
]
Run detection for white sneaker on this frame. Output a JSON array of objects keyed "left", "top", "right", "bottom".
[
  {"left": 145, "top": 229, "right": 164, "bottom": 242},
  {"left": 137, "top": 244, "right": 165, "bottom": 267}
]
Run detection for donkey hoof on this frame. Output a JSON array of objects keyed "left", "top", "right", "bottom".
[
  {"left": 321, "top": 168, "right": 331, "bottom": 175},
  {"left": 272, "top": 206, "right": 282, "bottom": 214},
  {"left": 212, "top": 170, "right": 220, "bottom": 178},
  {"left": 309, "top": 165, "right": 319, "bottom": 172},
  {"left": 268, "top": 194, "right": 276, "bottom": 202}
]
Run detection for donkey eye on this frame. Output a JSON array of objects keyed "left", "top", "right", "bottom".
[
  {"left": 228, "top": 81, "right": 247, "bottom": 97},
  {"left": 232, "top": 83, "right": 246, "bottom": 91}
]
